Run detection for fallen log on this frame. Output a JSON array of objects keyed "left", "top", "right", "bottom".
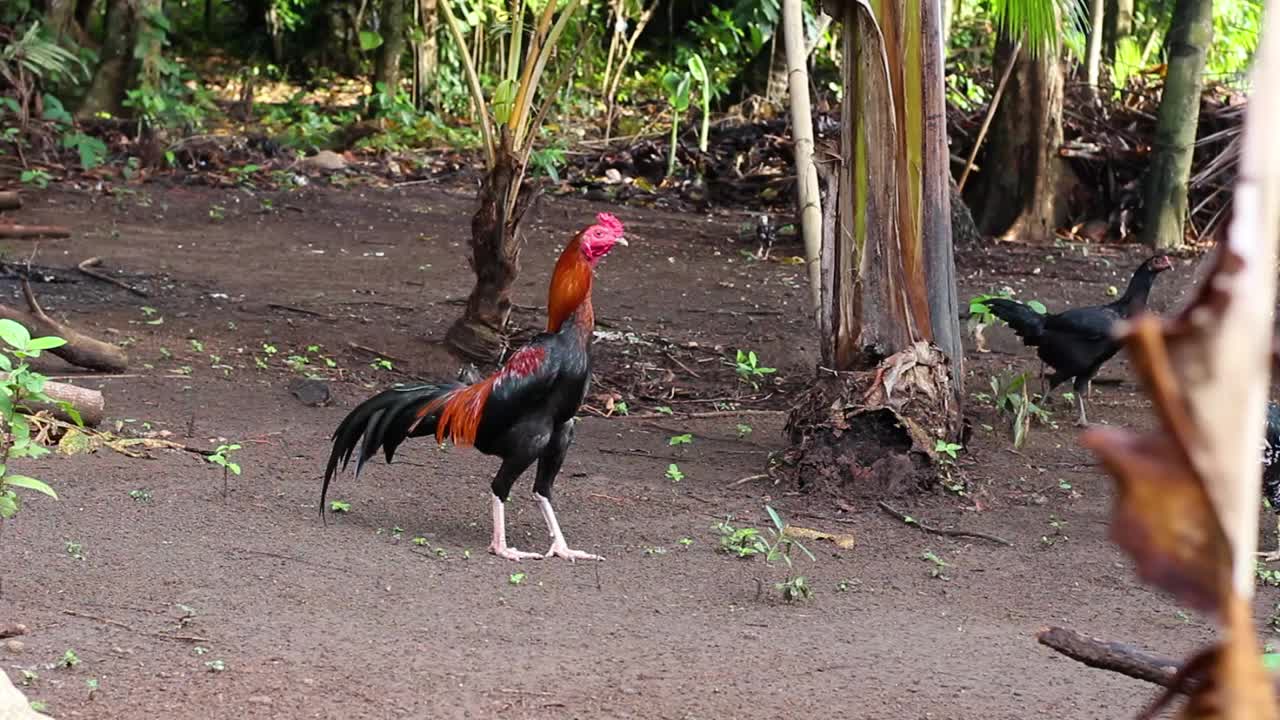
[
  {"left": 0, "top": 279, "right": 128, "bottom": 373},
  {"left": 0, "top": 192, "right": 19, "bottom": 211},
  {"left": 0, "top": 225, "right": 70, "bottom": 240},
  {"left": 33, "top": 380, "right": 105, "bottom": 428}
]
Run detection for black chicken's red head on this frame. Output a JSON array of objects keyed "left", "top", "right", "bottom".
[
  {"left": 579, "top": 212, "right": 627, "bottom": 264},
  {"left": 1145, "top": 254, "right": 1174, "bottom": 273}
]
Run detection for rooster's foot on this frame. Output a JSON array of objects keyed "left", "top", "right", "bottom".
[
  {"left": 544, "top": 542, "right": 604, "bottom": 562},
  {"left": 1257, "top": 550, "right": 1280, "bottom": 563},
  {"left": 489, "top": 543, "right": 544, "bottom": 561}
]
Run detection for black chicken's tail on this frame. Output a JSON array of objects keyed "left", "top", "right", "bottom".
[
  {"left": 984, "top": 298, "right": 1047, "bottom": 345},
  {"left": 321, "top": 382, "right": 461, "bottom": 518}
]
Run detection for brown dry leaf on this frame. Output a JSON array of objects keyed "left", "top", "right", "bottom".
[
  {"left": 782, "top": 525, "right": 856, "bottom": 550},
  {"left": 1081, "top": 428, "right": 1232, "bottom": 617}
]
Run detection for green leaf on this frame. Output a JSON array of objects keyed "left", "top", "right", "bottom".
[
  {"left": 0, "top": 354, "right": 11, "bottom": 371},
  {"left": 0, "top": 491, "right": 17, "bottom": 518},
  {"left": 5, "top": 475, "right": 57, "bottom": 499},
  {"left": 0, "top": 320, "right": 31, "bottom": 351},
  {"left": 359, "top": 31, "right": 384, "bottom": 51},
  {"left": 227, "top": 463, "right": 241, "bottom": 476},
  {"left": 492, "top": 78, "right": 518, "bottom": 126},
  {"left": 1027, "top": 300, "right": 1047, "bottom": 314},
  {"left": 765, "top": 505, "right": 785, "bottom": 532},
  {"left": 686, "top": 54, "right": 708, "bottom": 84},
  {"left": 1264, "top": 653, "right": 1280, "bottom": 671},
  {"left": 27, "top": 336, "right": 67, "bottom": 351}
]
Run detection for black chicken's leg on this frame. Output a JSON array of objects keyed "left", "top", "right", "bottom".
[
  {"left": 1072, "top": 376, "right": 1091, "bottom": 427},
  {"left": 488, "top": 457, "right": 542, "bottom": 561},
  {"left": 533, "top": 420, "right": 602, "bottom": 562}
]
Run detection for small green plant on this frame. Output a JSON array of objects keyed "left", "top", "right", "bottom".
[
  {"left": 208, "top": 205, "right": 226, "bottom": 222},
  {"left": 412, "top": 536, "right": 429, "bottom": 546},
  {"left": 371, "top": 358, "right": 393, "bottom": 371},
  {"left": 665, "top": 463, "right": 684, "bottom": 482},
  {"left": 207, "top": 443, "right": 242, "bottom": 498},
  {"left": 677, "top": 537, "right": 694, "bottom": 547},
  {"left": 934, "top": 440, "right": 961, "bottom": 460},
  {"left": 0, "top": 320, "right": 77, "bottom": 522},
  {"left": 714, "top": 517, "right": 767, "bottom": 558},
  {"left": 654, "top": 406, "right": 674, "bottom": 415},
  {"left": 1041, "top": 515, "right": 1069, "bottom": 547},
  {"left": 613, "top": 401, "right": 629, "bottom": 415},
  {"left": 729, "top": 350, "right": 776, "bottom": 390},
  {"left": 329, "top": 500, "right": 351, "bottom": 513},
  {"left": 762, "top": 506, "right": 816, "bottom": 602},
  {"left": 60, "top": 649, "right": 80, "bottom": 668},
  {"left": 661, "top": 70, "right": 691, "bottom": 175},
  {"left": 668, "top": 433, "right": 693, "bottom": 446},
  {"left": 736, "top": 423, "right": 753, "bottom": 438},
  {"left": 933, "top": 439, "right": 966, "bottom": 494},
  {"left": 921, "top": 550, "right": 949, "bottom": 579},
  {"left": 990, "top": 372, "right": 1051, "bottom": 448},
  {"left": 20, "top": 168, "right": 50, "bottom": 188},
  {"left": 686, "top": 54, "right": 711, "bottom": 152},
  {"left": 509, "top": 572, "right": 527, "bottom": 586},
  {"left": 1258, "top": 562, "right": 1280, "bottom": 588},
  {"left": 64, "top": 540, "right": 83, "bottom": 560},
  {"left": 205, "top": 659, "right": 226, "bottom": 672}
]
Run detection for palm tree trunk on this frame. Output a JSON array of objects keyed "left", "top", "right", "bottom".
[
  {"left": 374, "top": 0, "right": 407, "bottom": 94},
  {"left": 1141, "top": 0, "right": 1214, "bottom": 250},
  {"left": 974, "top": 37, "right": 1069, "bottom": 244},
  {"left": 77, "top": 0, "right": 136, "bottom": 118}
]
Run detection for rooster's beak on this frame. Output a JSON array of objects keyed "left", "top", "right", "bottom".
[{"left": 614, "top": 237, "right": 629, "bottom": 247}]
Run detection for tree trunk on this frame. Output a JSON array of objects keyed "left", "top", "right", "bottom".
[
  {"left": 445, "top": 140, "right": 538, "bottom": 363},
  {"left": 374, "top": 0, "right": 407, "bottom": 95},
  {"left": 75, "top": 0, "right": 98, "bottom": 31},
  {"left": 1084, "top": 0, "right": 1106, "bottom": 99},
  {"left": 789, "top": 0, "right": 964, "bottom": 499},
  {"left": 416, "top": 0, "right": 439, "bottom": 109},
  {"left": 974, "top": 37, "right": 1069, "bottom": 243},
  {"left": 76, "top": 0, "right": 136, "bottom": 118},
  {"left": 1141, "top": 0, "right": 1214, "bottom": 250},
  {"left": 1103, "top": 0, "right": 1134, "bottom": 63}
]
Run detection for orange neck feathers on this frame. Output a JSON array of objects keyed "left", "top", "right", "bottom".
[{"left": 546, "top": 234, "right": 594, "bottom": 334}]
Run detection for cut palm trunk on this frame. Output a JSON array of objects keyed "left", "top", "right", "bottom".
[{"left": 0, "top": 280, "right": 128, "bottom": 373}]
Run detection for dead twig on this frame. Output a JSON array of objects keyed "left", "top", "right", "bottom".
[
  {"left": 267, "top": 302, "right": 332, "bottom": 318},
  {"left": 346, "top": 341, "right": 407, "bottom": 363},
  {"left": 76, "top": 257, "right": 149, "bottom": 297},
  {"left": 0, "top": 224, "right": 70, "bottom": 240},
  {"left": 60, "top": 608, "right": 209, "bottom": 643},
  {"left": 0, "top": 278, "right": 129, "bottom": 372},
  {"left": 0, "top": 623, "right": 28, "bottom": 639},
  {"left": 876, "top": 501, "right": 1013, "bottom": 547}
]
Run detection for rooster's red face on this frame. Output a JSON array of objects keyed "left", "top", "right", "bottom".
[
  {"left": 579, "top": 212, "right": 627, "bottom": 264},
  {"left": 1147, "top": 254, "right": 1174, "bottom": 273}
]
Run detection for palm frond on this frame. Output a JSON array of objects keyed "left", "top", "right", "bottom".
[
  {"left": 3, "top": 22, "right": 88, "bottom": 82},
  {"left": 990, "top": 0, "right": 1087, "bottom": 58}
]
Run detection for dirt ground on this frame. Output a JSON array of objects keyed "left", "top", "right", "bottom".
[{"left": 0, "top": 179, "right": 1270, "bottom": 719}]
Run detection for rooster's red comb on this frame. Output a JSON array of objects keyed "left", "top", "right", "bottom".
[{"left": 595, "top": 212, "right": 624, "bottom": 236}]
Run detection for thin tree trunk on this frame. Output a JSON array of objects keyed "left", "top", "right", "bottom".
[
  {"left": 445, "top": 140, "right": 538, "bottom": 363},
  {"left": 77, "top": 0, "right": 136, "bottom": 118},
  {"left": 782, "top": 0, "right": 822, "bottom": 317},
  {"left": 374, "top": 0, "right": 407, "bottom": 95},
  {"left": 1084, "top": 0, "right": 1106, "bottom": 100},
  {"left": 416, "top": 0, "right": 439, "bottom": 108},
  {"left": 1141, "top": 0, "right": 1214, "bottom": 250},
  {"left": 1103, "top": 0, "right": 1134, "bottom": 63},
  {"left": 75, "top": 0, "right": 98, "bottom": 31},
  {"left": 974, "top": 37, "right": 1069, "bottom": 244}
]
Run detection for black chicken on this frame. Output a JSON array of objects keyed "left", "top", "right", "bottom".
[
  {"left": 322, "top": 213, "right": 626, "bottom": 562},
  {"left": 1261, "top": 402, "right": 1280, "bottom": 561},
  {"left": 985, "top": 254, "right": 1173, "bottom": 426}
]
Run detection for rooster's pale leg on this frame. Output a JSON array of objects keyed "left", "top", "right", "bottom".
[
  {"left": 1075, "top": 393, "right": 1089, "bottom": 427},
  {"left": 488, "top": 494, "right": 542, "bottom": 561},
  {"left": 536, "top": 494, "right": 603, "bottom": 562}
]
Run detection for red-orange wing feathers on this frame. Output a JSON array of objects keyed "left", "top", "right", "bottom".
[{"left": 417, "top": 346, "right": 548, "bottom": 446}]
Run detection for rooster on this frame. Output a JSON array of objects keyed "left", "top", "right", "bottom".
[
  {"left": 322, "top": 213, "right": 627, "bottom": 561},
  {"left": 984, "top": 255, "right": 1172, "bottom": 426}
]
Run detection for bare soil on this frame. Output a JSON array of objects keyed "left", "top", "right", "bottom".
[{"left": 0, "top": 181, "right": 1268, "bottom": 719}]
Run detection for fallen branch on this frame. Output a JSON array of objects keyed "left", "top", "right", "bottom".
[
  {"left": 0, "top": 278, "right": 128, "bottom": 372},
  {"left": 60, "top": 608, "right": 208, "bottom": 643},
  {"left": 876, "top": 500, "right": 1013, "bottom": 547},
  {"left": 0, "top": 623, "right": 27, "bottom": 639},
  {"left": 0, "top": 191, "right": 19, "bottom": 211},
  {"left": 1036, "top": 626, "right": 1182, "bottom": 688},
  {"left": 346, "top": 341, "right": 407, "bottom": 363},
  {"left": 76, "top": 257, "right": 149, "bottom": 297},
  {"left": 35, "top": 380, "right": 105, "bottom": 427},
  {"left": 0, "top": 224, "right": 70, "bottom": 239}
]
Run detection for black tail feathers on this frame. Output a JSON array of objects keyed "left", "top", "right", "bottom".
[
  {"left": 320, "top": 382, "right": 459, "bottom": 517},
  {"left": 985, "top": 298, "right": 1047, "bottom": 343}
]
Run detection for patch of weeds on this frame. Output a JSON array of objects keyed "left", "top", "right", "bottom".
[
  {"left": 668, "top": 433, "right": 693, "bottom": 446},
  {"left": 760, "top": 506, "right": 816, "bottom": 602},
  {"left": 20, "top": 670, "right": 37, "bottom": 686},
  {"left": 60, "top": 649, "right": 80, "bottom": 668},
  {"left": 736, "top": 423, "right": 753, "bottom": 438},
  {"left": 1040, "top": 515, "right": 1069, "bottom": 547},
  {"left": 933, "top": 439, "right": 966, "bottom": 495},
  {"left": 642, "top": 546, "right": 667, "bottom": 556},
  {"left": 677, "top": 537, "right": 694, "bottom": 548},
  {"left": 64, "top": 541, "right": 84, "bottom": 560},
  {"left": 189, "top": 339, "right": 204, "bottom": 353},
  {"left": 329, "top": 500, "right": 351, "bottom": 513},
  {"left": 665, "top": 463, "right": 684, "bottom": 482},
  {"left": 654, "top": 406, "right": 674, "bottom": 415},
  {"left": 990, "top": 372, "right": 1051, "bottom": 448},
  {"left": 208, "top": 205, "right": 226, "bottom": 222},
  {"left": 921, "top": 550, "right": 950, "bottom": 579},
  {"left": 193, "top": 646, "right": 210, "bottom": 655},
  {"left": 412, "top": 536, "right": 429, "bottom": 547},
  {"left": 128, "top": 488, "right": 152, "bottom": 503},
  {"left": 836, "top": 579, "right": 860, "bottom": 592},
  {"left": 508, "top": 572, "right": 527, "bottom": 586},
  {"left": 371, "top": 358, "right": 394, "bottom": 371},
  {"left": 205, "top": 659, "right": 227, "bottom": 672},
  {"left": 1258, "top": 562, "right": 1280, "bottom": 588}
]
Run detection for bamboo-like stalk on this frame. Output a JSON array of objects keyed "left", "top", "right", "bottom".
[
  {"left": 782, "top": 0, "right": 822, "bottom": 316},
  {"left": 506, "top": 0, "right": 559, "bottom": 138},
  {"left": 506, "top": 0, "right": 523, "bottom": 84},
  {"left": 510, "top": 0, "right": 582, "bottom": 148},
  {"left": 603, "top": 0, "right": 657, "bottom": 141},
  {"left": 601, "top": 0, "right": 622, "bottom": 97},
  {"left": 438, "top": 0, "right": 495, "bottom": 165}
]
